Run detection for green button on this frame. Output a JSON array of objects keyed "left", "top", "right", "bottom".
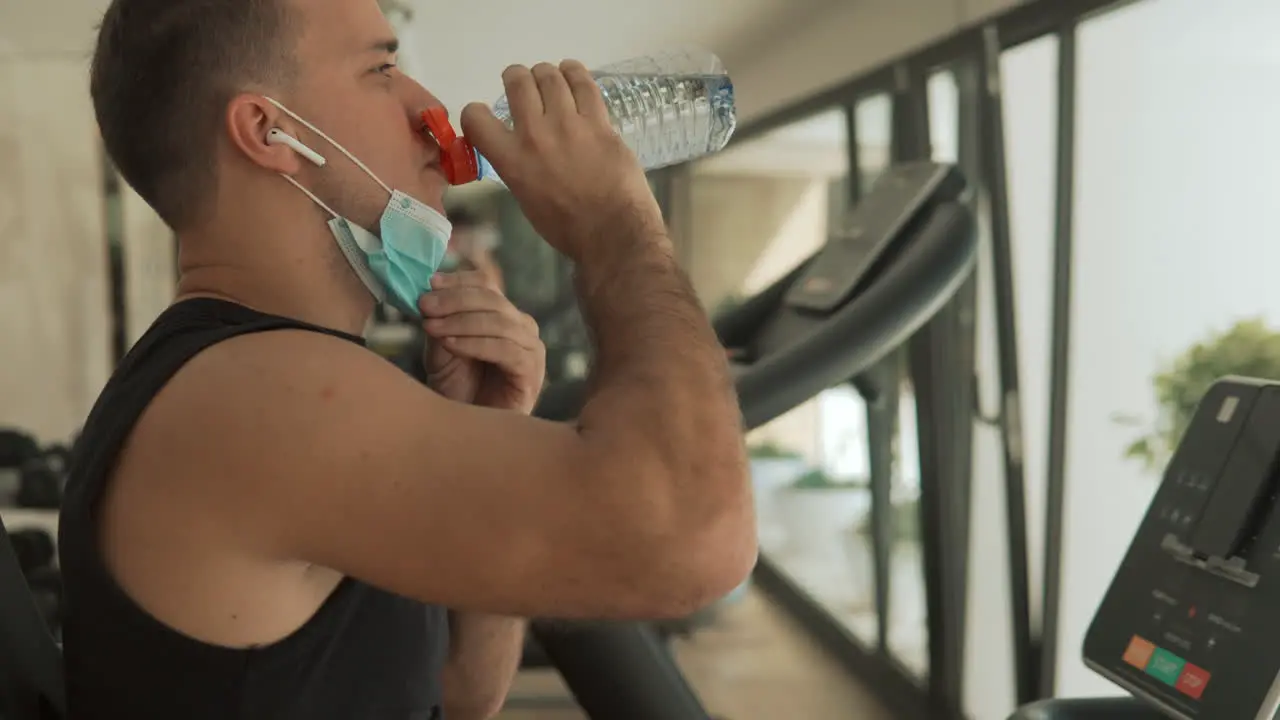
[{"left": 1145, "top": 648, "right": 1185, "bottom": 686}]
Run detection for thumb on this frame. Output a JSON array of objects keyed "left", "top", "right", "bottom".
[{"left": 460, "top": 103, "right": 514, "bottom": 173}]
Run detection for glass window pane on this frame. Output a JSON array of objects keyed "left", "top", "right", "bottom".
[
  {"left": 695, "top": 106, "right": 875, "bottom": 645},
  {"left": 1001, "top": 35, "right": 1060, "bottom": 643},
  {"left": 1059, "top": 0, "right": 1280, "bottom": 697},
  {"left": 928, "top": 71, "right": 960, "bottom": 163},
  {"left": 855, "top": 94, "right": 893, "bottom": 194},
  {"left": 747, "top": 384, "right": 878, "bottom": 648},
  {"left": 689, "top": 108, "right": 851, "bottom": 310}
]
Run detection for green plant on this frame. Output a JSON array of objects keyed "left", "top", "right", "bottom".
[
  {"left": 1126, "top": 317, "right": 1280, "bottom": 469},
  {"left": 789, "top": 469, "right": 869, "bottom": 490},
  {"left": 747, "top": 441, "right": 803, "bottom": 461}
]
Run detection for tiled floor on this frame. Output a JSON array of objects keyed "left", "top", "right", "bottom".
[{"left": 497, "top": 589, "right": 894, "bottom": 720}]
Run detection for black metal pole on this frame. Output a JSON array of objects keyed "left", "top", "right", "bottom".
[
  {"left": 865, "top": 356, "right": 900, "bottom": 652},
  {"left": 531, "top": 622, "right": 710, "bottom": 720},
  {"left": 1038, "top": 20, "right": 1079, "bottom": 701},
  {"left": 891, "top": 70, "right": 947, "bottom": 698},
  {"left": 895, "top": 59, "right": 972, "bottom": 717},
  {"left": 847, "top": 94, "right": 899, "bottom": 653}
]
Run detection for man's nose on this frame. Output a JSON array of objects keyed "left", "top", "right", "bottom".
[
  {"left": 399, "top": 76, "right": 443, "bottom": 118},
  {"left": 398, "top": 79, "right": 447, "bottom": 143}
]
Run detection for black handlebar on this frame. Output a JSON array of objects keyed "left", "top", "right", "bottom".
[{"left": 534, "top": 200, "right": 977, "bottom": 430}]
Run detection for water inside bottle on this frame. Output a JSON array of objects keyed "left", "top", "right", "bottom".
[
  {"left": 597, "top": 72, "right": 737, "bottom": 168},
  {"left": 490, "top": 72, "right": 736, "bottom": 171}
]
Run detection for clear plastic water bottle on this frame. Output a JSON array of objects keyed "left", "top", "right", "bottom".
[{"left": 423, "top": 49, "right": 736, "bottom": 187}]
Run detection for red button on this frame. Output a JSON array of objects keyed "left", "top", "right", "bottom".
[{"left": 1176, "top": 663, "right": 1210, "bottom": 700}]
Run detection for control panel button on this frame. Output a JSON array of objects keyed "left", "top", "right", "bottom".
[
  {"left": 1145, "top": 648, "right": 1186, "bottom": 686},
  {"left": 1123, "top": 636, "right": 1156, "bottom": 670},
  {"left": 1176, "top": 663, "right": 1210, "bottom": 700}
]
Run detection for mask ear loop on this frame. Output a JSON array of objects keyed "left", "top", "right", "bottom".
[
  {"left": 264, "top": 124, "right": 383, "bottom": 254},
  {"left": 279, "top": 168, "right": 388, "bottom": 304},
  {"left": 263, "top": 96, "right": 394, "bottom": 198},
  {"left": 280, "top": 174, "right": 339, "bottom": 219},
  {"left": 280, "top": 174, "right": 383, "bottom": 257}
]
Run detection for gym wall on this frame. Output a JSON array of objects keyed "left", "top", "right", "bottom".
[
  {"left": 119, "top": 185, "right": 177, "bottom": 347},
  {"left": 0, "top": 52, "right": 174, "bottom": 445},
  {"left": 729, "top": 0, "right": 1031, "bottom": 123},
  {"left": 0, "top": 53, "right": 113, "bottom": 443}
]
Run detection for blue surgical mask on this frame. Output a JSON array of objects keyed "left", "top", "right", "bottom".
[{"left": 265, "top": 97, "right": 451, "bottom": 319}]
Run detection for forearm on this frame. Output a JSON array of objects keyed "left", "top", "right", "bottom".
[
  {"left": 441, "top": 611, "right": 527, "bottom": 720},
  {"left": 574, "top": 229, "right": 747, "bottom": 520}
]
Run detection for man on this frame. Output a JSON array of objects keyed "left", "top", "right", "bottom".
[{"left": 62, "top": 1, "right": 755, "bottom": 719}]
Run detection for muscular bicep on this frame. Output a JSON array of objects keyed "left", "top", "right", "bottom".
[
  {"left": 284, "top": 400, "right": 614, "bottom": 615},
  {"left": 202, "top": 331, "right": 670, "bottom": 619}
]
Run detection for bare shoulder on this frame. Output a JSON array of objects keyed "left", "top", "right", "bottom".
[
  {"left": 132, "top": 328, "right": 426, "bottom": 501},
  {"left": 97, "top": 329, "right": 428, "bottom": 644},
  {"left": 173, "top": 328, "right": 407, "bottom": 421},
  {"left": 107, "top": 330, "right": 413, "bottom": 545}
]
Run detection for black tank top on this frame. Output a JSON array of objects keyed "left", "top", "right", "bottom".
[{"left": 58, "top": 298, "right": 448, "bottom": 720}]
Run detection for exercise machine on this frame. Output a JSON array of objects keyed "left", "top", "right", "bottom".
[
  {"left": 529, "top": 160, "right": 978, "bottom": 719},
  {"left": 0, "top": 511, "right": 65, "bottom": 719},
  {"left": 1011, "top": 376, "right": 1280, "bottom": 719}
]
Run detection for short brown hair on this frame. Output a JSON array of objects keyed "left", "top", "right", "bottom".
[{"left": 90, "top": 0, "right": 299, "bottom": 230}]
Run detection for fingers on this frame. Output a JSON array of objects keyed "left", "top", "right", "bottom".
[
  {"left": 418, "top": 275, "right": 540, "bottom": 348},
  {"left": 501, "top": 64, "right": 543, "bottom": 125},
  {"left": 438, "top": 336, "right": 542, "bottom": 374},
  {"left": 459, "top": 102, "right": 513, "bottom": 168},
  {"left": 430, "top": 270, "right": 504, "bottom": 301},
  {"left": 560, "top": 59, "right": 606, "bottom": 119},
  {"left": 532, "top": 62, "right": 577, "bottom": 117},
  {"left": 420, "top": 286, "right": 508, "bottom": 317},
  {"left": 423, "top": 310, "right": 539, "bottom": 349}
]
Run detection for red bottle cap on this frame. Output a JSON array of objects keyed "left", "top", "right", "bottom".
[{"left": 421, "top": 106, "right": 479, "bottom": 185}]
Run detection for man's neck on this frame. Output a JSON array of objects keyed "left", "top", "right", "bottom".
[{"left": 174, "top": 228, "right": 375, "bottom": 338}]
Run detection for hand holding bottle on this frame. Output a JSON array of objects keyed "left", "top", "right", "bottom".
[{"left": 458, "top": 61, "right": 668, "bottom": 265}]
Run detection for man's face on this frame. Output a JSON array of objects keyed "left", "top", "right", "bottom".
[{"left": 283, "top": 0, "right": 449, "bottom": 228}]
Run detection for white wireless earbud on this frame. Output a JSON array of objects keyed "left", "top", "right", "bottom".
[{"left": 266, "top": 128, "right": 326, "bottom": 167}]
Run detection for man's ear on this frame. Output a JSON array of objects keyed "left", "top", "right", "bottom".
[{"left": 225, "top": 94, "right": 307, "bottom": 174}]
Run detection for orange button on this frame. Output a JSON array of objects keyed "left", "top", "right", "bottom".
[
  {"left": 1123, "top": 636, "right": 1156, "bottom": 670},
  {"left": 1176, "top": 663, "right": 1211, "bottom": 700}
]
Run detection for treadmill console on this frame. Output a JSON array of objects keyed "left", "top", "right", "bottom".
[
  {"left": 1084, "top": 377, "right": 1280, "bottom": 720},
  {"left": 784, "top": 161, "right": 964, "bottom": 314}
]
